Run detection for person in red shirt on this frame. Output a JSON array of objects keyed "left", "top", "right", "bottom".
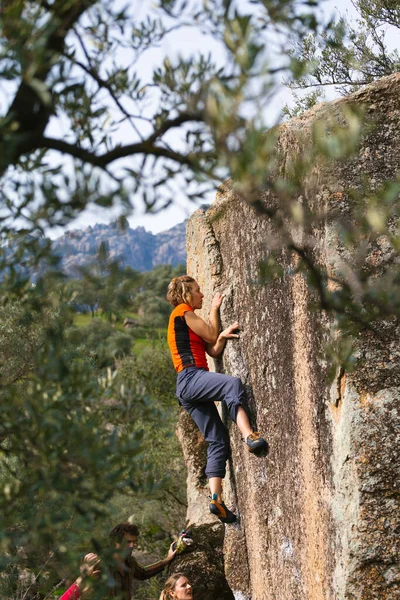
[
  {"left": 59, "top": 553, "right": 100, "bottom": 600},
  {"left": 167, "top": 276, "right": 268, "bottom": 523}
]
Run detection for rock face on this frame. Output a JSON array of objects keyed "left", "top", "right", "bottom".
[
  {"left": 167, "top": 523, "right": 234, "bottom": 600},
  {"left": 182, "top": 74, "right": 400, "bottom": 599}
]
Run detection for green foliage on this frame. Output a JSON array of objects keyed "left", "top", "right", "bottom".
[
  {"left": 140, "top": 264, "right": 186, "bottom": 299},
  {"left": 114, "top": 345, "right": 185, "bottom": 525},
  {"left": 282, "top": 88, "right": 324, "bottom": 119},
  {"left": 0, "top": 0, "right": 323, "bottom": 230},
  {"left": 0, "top": 276, "right": 185, "bottom": 599},
  {"left": 129, "top": 264, "right": 185, "bottom": 329},
  {"left": 65, "top": 255, "right": 184, "bottom": 333},
  {"left": 0, "top": 297, "right": 142, "bottom": 589},
  {"left": 132, "top": 292, "right": 171, "bottom": 328},
  {"left": 0, "top": 296, "right": 59, "bottom": 386},
  {"left": 285, "top": 0, "right": 400, "bottom": 109},
  {"left": 2, "top": 0, "right": 400, "bottom": 597},
  {"left": 108, "top": 347, "right": 185, "bottom": 600},
  {"left": 65, "top": 244, "right": 143, "bottom": 323},
  {"left": 66, "top": 318, "right": 133, "bottom": 368}
]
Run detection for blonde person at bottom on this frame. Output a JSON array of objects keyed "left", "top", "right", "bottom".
[{"left": 159, "top": 573, "right": 193, "bottom": 600}]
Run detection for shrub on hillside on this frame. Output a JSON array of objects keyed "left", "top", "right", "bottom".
[{"left": 66, "top": 318, "right": 132, "bottom": 368}]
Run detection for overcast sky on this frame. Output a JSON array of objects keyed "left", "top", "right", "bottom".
[{"left": 50, "top": 0, "right": 394, "bottom": 238}]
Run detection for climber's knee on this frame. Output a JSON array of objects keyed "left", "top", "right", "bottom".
[{"left": 225, "top": 377, "right": 246, "bottom": 422}]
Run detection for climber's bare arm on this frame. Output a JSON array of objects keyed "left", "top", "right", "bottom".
[
  {"left": 206, "top": 322, "right": 240, "bottom": 357},
  {"left": 184, "top": 293, "right": 224, "bottom": 344}
]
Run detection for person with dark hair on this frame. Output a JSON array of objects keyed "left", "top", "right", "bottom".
[
  {"left": 107, "top": 521, "right": 176, "bottom": 596},
  {"left": 167, "top": 276, "right": 268, "bottom": 524},
  {"left": 108, "top": 522, "right": 140, "bottom": 544},
  {"left": 59, "top": 522, "right": 176, "bottom": 599}
]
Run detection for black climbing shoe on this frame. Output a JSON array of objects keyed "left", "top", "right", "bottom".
[
  {"left": 209, "top": 494, "right": 237, "bottom": 524},
  {"left": 246, "top": 432, "right": 268, "bottom": 454}
]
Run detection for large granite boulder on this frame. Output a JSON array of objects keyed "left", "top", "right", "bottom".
[{"left": 181, "top": 74, "right": 400, "bottom": 599}]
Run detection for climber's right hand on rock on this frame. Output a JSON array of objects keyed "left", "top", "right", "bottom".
[{"left": 220, "top": 321, "right": 240, "bottom": 339}]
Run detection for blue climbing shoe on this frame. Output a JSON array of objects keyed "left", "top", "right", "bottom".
[
  {"left": 209, "top": 494, "right": 237, "bottom": 524},
  {"left": 246, "top": 432, "right": 268, "bottom": 454}
]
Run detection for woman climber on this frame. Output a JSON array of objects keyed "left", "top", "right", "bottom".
[{"left": 166, "top": 275, "right": 267, "bottom": 523}]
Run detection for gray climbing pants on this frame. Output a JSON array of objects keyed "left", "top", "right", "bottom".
[{"left": 176, "top": 367, "right": 246, "bottom": 479}]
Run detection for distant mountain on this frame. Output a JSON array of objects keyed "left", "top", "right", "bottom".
[{"left": 51, "top": 221, "right": 186, "bottom": 276}]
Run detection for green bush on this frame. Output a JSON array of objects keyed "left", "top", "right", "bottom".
[{"left": 66, "top": 318, "right": 133, "bottom": 368}]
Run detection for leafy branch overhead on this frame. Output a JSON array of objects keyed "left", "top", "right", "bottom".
[
  {"left": 284, "top": 0, "right": 400, "bottom": 109},
  {"left": 0, "top": 0, "right": 323, "bottom": 230},
  {"left": 1, "top": 0, "right": 400, "bottom": 339}
]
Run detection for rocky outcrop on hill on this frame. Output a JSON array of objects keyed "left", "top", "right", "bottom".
[
  {"left": 51, "top": 221, "right": 186, "bottom": 276},
  {"left": 181, "top": 74, "right": 400, "bottom": 599}
]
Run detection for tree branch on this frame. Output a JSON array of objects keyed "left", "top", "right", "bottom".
[
  {"left": 290, "top": 79, "right": 372, "bottom": 90},
  {"left": 69, "top": 29, "right": 146, "bottom": 141},
  {"left": 39, "top": 111, "right": 206, "bottom": 169},
  {"left": 39, "top": 136, "right": 200, "bottom": 169},
  {"left": 0, "top": 0, "right": 99, "bottom": 176},
  {"left": 147, "top": 111, "right": 204, "bottom": 143}
]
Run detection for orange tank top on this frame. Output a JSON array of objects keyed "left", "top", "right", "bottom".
[{"left": 167, "top": 303, "right": 209, "bottom": 373}]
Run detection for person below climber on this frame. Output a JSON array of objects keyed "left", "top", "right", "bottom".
[
  {"left": 59, "top": 522, "right": 177, "bottom": 599},
  {"left": 159, "top": 572, "right": 193, "bottom": 600},
  {"left": 167, "top": 275, "right": 268, "bottom": 523},
  {"left": 59, "top": 553, "right": 100, "bottom": 600}
]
